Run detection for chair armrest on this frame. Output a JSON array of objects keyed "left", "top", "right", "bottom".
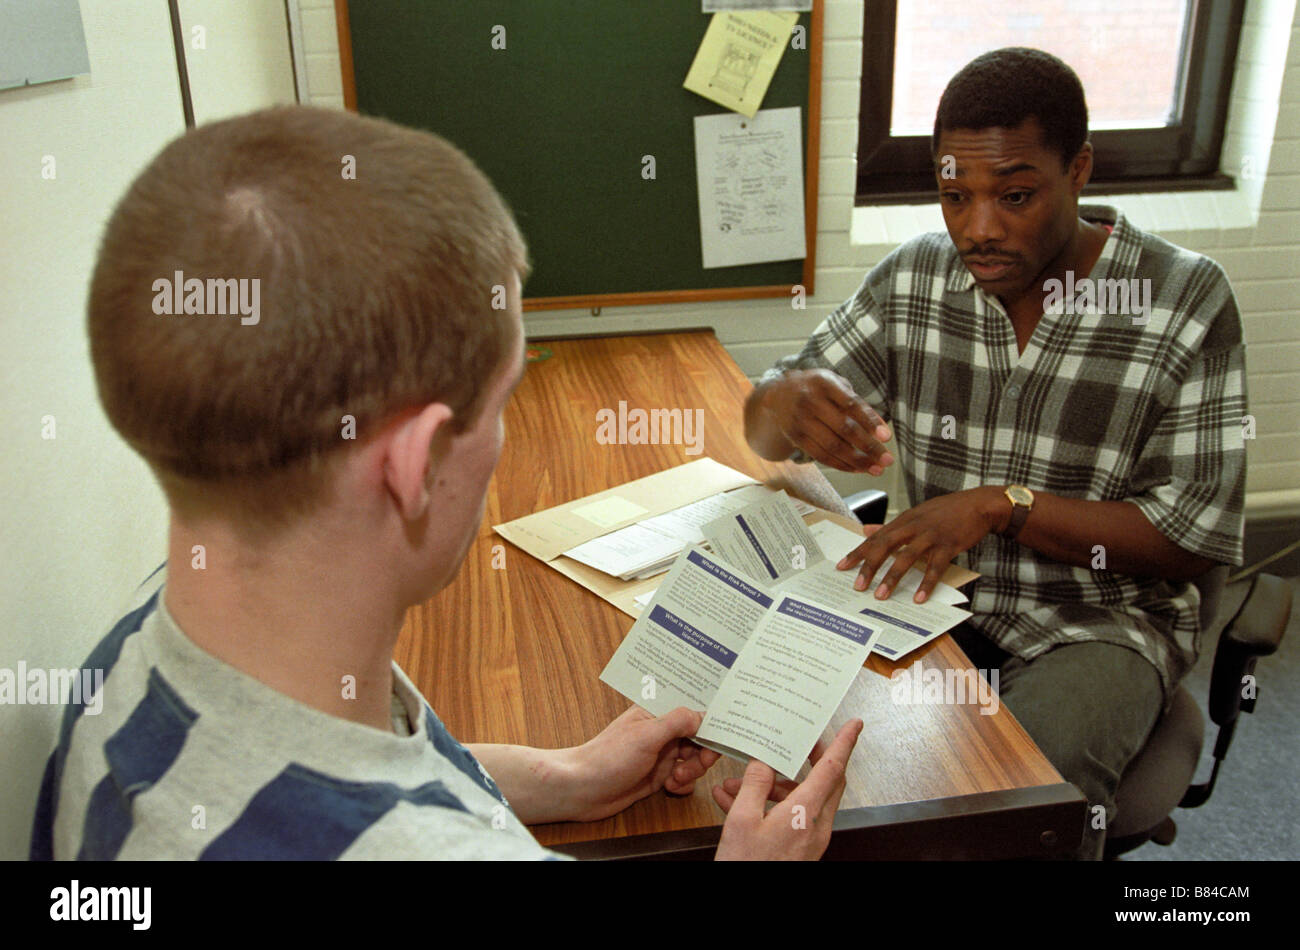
[{"left": 1208, "top": 573, "right": 1292, "bottom": 726}]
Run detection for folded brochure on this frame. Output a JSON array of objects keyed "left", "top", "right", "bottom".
[{"left": 600, "top": 544, "right": 879, "bottom": 780}]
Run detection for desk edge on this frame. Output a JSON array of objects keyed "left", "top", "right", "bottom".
[{"left": 545, "top": 783, "right": 1086, "bottom": 861}]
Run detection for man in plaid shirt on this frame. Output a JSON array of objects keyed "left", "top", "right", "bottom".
[{"left": 746, "top": 48, "right": 1247, "bottom": 859}]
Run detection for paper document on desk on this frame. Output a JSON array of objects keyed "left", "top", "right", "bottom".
[
  {"left": 632, "top": 526, "right": 968, "bottom": 606},
  {"left": 563, "top": 484, "right": 813, "bottom": 581},
  {"left": 494, "top": 456, "right": 977, "bottom": 623},
  {"left": 494, "top": 457, "right": 758, "bottom": 563},
  {"left": 700, "top": 489, "right": 821, "bottom": 584},
  {"left": 600, "top": 545, "right": 877, "bottom": 780},
  {"left": 700, "top": 494, "right": 973, "bottom": 660}
]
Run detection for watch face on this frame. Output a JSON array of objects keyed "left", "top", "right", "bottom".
[{"left": 1007, "top": 485, "right": 1033, "bottom": 506}]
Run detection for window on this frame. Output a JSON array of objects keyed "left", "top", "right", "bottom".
[{"left": 857, "top": 0, "right": 1246, "bottom": 203}]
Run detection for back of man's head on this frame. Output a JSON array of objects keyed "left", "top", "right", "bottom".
[
  {"left": 932, "top": 47, "right": 1089, "bottom": 169},
  {"left": 88, "top": 105, "right": 527, "bottom": 526}
]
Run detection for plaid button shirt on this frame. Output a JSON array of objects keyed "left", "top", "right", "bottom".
[{"left": 764, "top": 205, "right": 1247, "bottom": 702}]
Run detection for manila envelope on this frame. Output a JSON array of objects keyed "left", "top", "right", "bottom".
[{"left": 493, "top": 457, "right": 978, "bottom": 619}]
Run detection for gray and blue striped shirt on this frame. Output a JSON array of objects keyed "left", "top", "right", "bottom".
[{"left": 30, "top": 569, "right": 563, "bottom": 860}]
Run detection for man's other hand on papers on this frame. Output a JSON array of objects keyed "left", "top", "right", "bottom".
[{"left": 835, "top": 488, "right": 1007, "bottom": 603}]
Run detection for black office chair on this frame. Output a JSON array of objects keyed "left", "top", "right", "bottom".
[
  {"left": 843, "top": 489, "right": 1293, "bottom": 859},
  {"left": 1104, "top": 567, "right": 1291, "bottom": 857}
]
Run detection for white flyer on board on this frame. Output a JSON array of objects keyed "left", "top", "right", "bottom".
[{"left": 694, "top": 106, "right": 806, "bottom": 268}]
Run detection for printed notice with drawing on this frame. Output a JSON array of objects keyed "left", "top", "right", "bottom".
[{"left": 694, "top": 106, "right": 806, "bottom": 269}]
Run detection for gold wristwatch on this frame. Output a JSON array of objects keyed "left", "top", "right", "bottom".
[{"left": 1001, "top": 485, "right": 1034, "bottom": 539}]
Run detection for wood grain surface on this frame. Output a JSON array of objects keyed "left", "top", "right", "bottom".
[{"left": 394, "top": 330, "right": 1064, "bottom": 849}]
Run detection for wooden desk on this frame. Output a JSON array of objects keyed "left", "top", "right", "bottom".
[{"left": 395, "top": 330, "right": 1085, "bottom": 859}]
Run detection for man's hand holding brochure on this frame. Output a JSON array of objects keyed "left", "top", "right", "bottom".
[{"left": 601, "top": 544, "right": 880, "bottom": 779}]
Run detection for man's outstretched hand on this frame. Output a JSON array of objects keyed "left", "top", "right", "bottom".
[{"left": 748, "top": 369, "right": 894, "bottom": 473}]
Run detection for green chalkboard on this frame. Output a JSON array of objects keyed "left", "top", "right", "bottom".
[{"left": 339, "top": 0, "right": 821, "bottom": 308}]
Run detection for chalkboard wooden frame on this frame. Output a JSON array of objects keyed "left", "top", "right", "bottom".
[{"left": 334, "top": 0, "right": 822, "bottom": 312}]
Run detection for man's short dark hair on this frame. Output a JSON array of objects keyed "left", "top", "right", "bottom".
[{"left": 932, "top": 47, "right": 1089, "bottom": 170}]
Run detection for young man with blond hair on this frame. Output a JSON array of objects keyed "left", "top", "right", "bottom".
[{"left": 31, "top": 106, "right": 860, "bottom": 861}]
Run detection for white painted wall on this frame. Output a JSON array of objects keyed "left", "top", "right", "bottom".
[
  {"left": 0, "top": 0, "right": 295, "bottom": 860},
  {"left": 294, "top": 0, "right": 1300, "bottom": 513},
  {"left": 179, "top": 0, "right": 296, "bottom": 125}
]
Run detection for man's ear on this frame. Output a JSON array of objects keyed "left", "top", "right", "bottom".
[
  {"left": 382, "top": 402, "right": 454, "bottom": 520},
  {"left": 1069, "top": 142, "right": 1094, "bottom": 194}
]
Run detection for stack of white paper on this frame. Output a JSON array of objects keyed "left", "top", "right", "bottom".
[{"left": 563, "top": 484, "right": 813, "bottom": 581}]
